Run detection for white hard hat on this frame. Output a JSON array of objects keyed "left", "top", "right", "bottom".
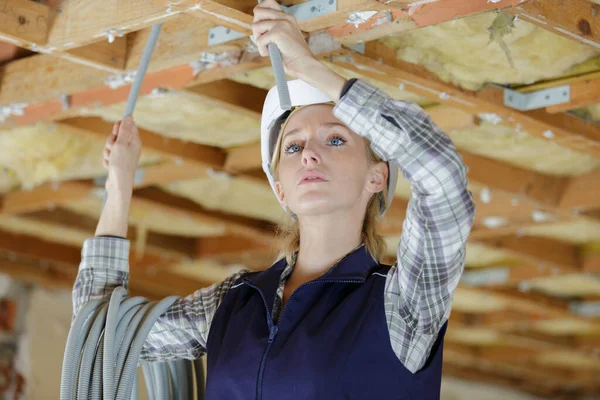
[{"left": 261, "top": 79, "right": 398, "bottom": 216}]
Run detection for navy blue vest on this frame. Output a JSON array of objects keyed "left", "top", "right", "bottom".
[{"left": 205, "top": 246, "right": 447, "bottom": 399}]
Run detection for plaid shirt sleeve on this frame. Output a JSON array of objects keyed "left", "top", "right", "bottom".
[
  {"left": 72, "top": 236, "right": 250, "bottom": 361},
  {"left": 333, "top": 79, "right": 476, "bottom": 373}
]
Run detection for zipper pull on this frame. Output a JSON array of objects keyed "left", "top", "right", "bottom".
[{"left": 268, "top": 325, "right": 279, "bottom": 343}]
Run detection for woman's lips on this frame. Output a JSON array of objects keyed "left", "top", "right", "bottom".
[{"left": 298, "top": 177, "right": 327, "bottom": 185}]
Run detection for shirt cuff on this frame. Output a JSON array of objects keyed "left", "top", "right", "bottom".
[
  {"left": 98, "top": 235, "right": 126, "bottom": 239},
  {"left": 339, "top": 78, "right": 358, "bottom": 100},
  {"left": 81, "top": 236, "right": 130, "bottom": 272}
]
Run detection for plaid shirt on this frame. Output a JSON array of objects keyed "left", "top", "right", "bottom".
[{"left": 73, "top": 79, "right": 475, "bottom": 374}]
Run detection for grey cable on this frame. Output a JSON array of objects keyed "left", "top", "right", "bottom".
[
  {"left": 102, "top": 22, "right": 163, "bottom": 208},
  {"left": 257, "top": 0, "right": 291, "bottom": 110},
  {"left": 267, "top": 43, "right": 291, "bottom": 110},
  {"left": 123, "top": 23, "right": 163, "bottom": 117},
  {"left": 104, "top": 287, "right": 127, "bottom": 399},
  {"left": 63, "top": 21, "right": 208, "bottom": 400},
  {"left": 61, "top": 291, "right": 204, "bottom": 400}
]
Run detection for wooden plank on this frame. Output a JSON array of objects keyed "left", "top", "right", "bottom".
[
  {"left": 584, "top": 252, "right": 600, "bottom": 273},
  {"left": 460, "top": 152, "right": 569, "bottom": 208},
  {"left": 2, "top": 50, "right": 269, "bottom": 127},
  {"left": 66, "top": 37, "right": 127, "bottom": 72},
  {"left": 58, "top": 116, "right": 227, "bottom": 169},
  {"left": 124, "top": 15, "right": 250, "bottom": 73},
  {"left": 133, "top": 187, "right": 276, "bottom": 244},
  {"left": 0, "top": 54, "right": 109, "bottom": 106},
  {"left": 0, "top": 229, "right": 81, "bottom": 266},
  {"left": 509, "top": 0, "right": 600, "bottom": 50},
  {"left": 328, "top": 43, "right": 600, "bottom": 157},
  {"left": 197, "top": 234, "right": 273, "bottom": 258},
  {"left": 188, "top": 0, "right": 254, "bottom": 35},
  {"left": 224, "top": 142, "right": 262, "bottom": 174},
  {"left": 476, "top": 86, "right": 600, "bottom": 158},
  {"left": 509, "top": 69, "right": 600, "bottom": 114},
  {"left": 478, "top": 235, "right": 582, "bottom": 271},
  {"left": 0, "top": 0, "right": 50, "bottom": 45},
  {"left": 45, "top": 0, "right": 173, "bottom": 50},
  {"left": 22, "top": 208, "right": 197, "bottom": 260},
  {"left": 0, "top": 251, "right": 214, "bottom": 300},
  {"left": 323, "top": 43, "right": 600, "bottom": 158},
  {"left": 0, "top": 161, "right": 209, "bottom": 215},
  {"left": 0, "top": 181, "right": 94, "bottom": 215},
  {"left": 327, "top": 0, "right": 529, "bottom": 45},
  {"left": 558, "top": 170, "right": 600, "bottom": 211},
  {"left": 186, "top": 79, "right": 266, "bottom": 116}
]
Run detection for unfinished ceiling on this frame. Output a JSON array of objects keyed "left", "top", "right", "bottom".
[{"left": 0, "top": 0, "right": 599, "bottom": 398}]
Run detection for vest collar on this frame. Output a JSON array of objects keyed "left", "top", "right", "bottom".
[{"left": 243, "top": 244, "right": 378, "bottom": 293}]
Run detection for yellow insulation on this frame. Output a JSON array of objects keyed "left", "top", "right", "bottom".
[
  {"left": 447, "top": 123, "right": 600, "bottom": 177},
  {"left": 381, "top": 12, "right": 599, "bottom": 90},
  {"left": 62, "top": 196, "right": 226, "bottom": 237},
  {"left": 82, "top": 91, "right": 261, "bottom": 148},
  {"left": 0, "top": 123, "right": 159, "bottom": 190},
  {"left": 533, "top": 318, "right": 600, "bottom": 336},
  {"left": 228, "top": 65, "right": 431, "bottom": 104},
  {"left": 161, "top": 175, "right": 286, "bottom": 225},
  {"left": 523, "top": 218, "right": 600, "bottom": 245},
  {"left": 528, "top": 274, "right": 600, "bottom": 298}
]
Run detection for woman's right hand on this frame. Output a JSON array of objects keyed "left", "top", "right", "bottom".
[{"left": 103, "top": 116, "right": 142, "bottom": 194}]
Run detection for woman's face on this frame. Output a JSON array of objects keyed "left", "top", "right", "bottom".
[{"left": 274, "top": 104, "right": 387, "bottom": 217}]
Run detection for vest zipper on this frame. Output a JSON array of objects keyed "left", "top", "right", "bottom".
[
  {"left": 256, "top": 324, "right": 279, "bottom": 400},
  {"left": 244, "top": 278, "right": 363, "bottom": 400}
]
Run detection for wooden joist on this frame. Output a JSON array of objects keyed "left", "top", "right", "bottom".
[
  {"left": 509, "top": 0, "right": 600, "bottom": 50},
  {"left": 327, "top": 0, "right": 530, "bottom": 45},
  {"left": 325, "top": 43, "right": 600, "bottom": 159},
  {"left": 59, "top": 116, "right": 227, "bottom": 168},
  {"left": 0, "top": 0, "right": 50, "bottom": 45},
  {"left": 478, "top": 235, "right": 582, "bottom": 272}
]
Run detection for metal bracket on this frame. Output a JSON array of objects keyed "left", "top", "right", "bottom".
[
  {"left": 347, "top": 43, "right": 365, "bottom": 54},
  {"left": 503, "top": 85, "right": 571, "bottom": 111},
  {"left": 207, "top": 0, "right": 337, "bottom": 46},
  {"left": 207, "top": 26, "right": 247, "bottom": 46},
  {"left": 281, "top": 0, "right": 337, "bottom": 22}
]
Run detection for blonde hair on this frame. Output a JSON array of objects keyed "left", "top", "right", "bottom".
[{"left": 270, "top": 105, "right": 388, "bottom": 267}]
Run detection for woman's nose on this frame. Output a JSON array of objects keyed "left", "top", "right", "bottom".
[{"left": 302, "top": 143, "right": 321, "bottom": 166}]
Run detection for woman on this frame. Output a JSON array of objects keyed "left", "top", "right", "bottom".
[{"left": 72, "top": 0, "right": 475, "bottom": 398}]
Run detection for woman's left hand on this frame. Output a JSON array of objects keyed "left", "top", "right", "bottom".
[{"left": 252, "top": 0, "right": 317, "bottom": 78}]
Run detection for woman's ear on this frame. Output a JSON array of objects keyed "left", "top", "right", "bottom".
[
  {"left": 366, "top": 162, "right": 388, "bottom": 194},
  {"left": 274, "top": 181, "right": 287, "bottom": 208}
]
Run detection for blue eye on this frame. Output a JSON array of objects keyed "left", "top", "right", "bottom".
[
  {"left": 329, "top": 136, "right": 346, "bottom": 146},
  {"left": 284, "top": 143, "right": 302, "bottom": 154}
]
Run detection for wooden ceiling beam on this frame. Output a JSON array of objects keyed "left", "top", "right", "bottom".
[
  {"left": 0, "top": 226, "right": 173, "bottom": 269},
  {"left": 326, "top": 0, "right": 529, "bottom": 45},
  {"left": 58, "top": 116, "right": 227, "bottom": 169},
  {"left": 513, "top": 70, "right": 600, "bottom": 114},
  {"left": 324, "top": 44, "right": 600, "bottom": 159},
  {"left": 558, "top": 169, "right": 600, "bottom": 211},
  {"left": 0, "top": 0, "right": 50, "bottom": 45},
  {"left": 477, "top": 235, "right": 583, "bottom": 272},
  {"left": 508, "top": 0, "right": 600, "bottom": 50},
  {"left": 133, "top": 187, "right": 276, "bottom": 245},
  {"left": 0, "top": 160, "right": 206, "bottom": 215},
  {"left": 0, "top": 252, "right": 212, "bottom": 301}
]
